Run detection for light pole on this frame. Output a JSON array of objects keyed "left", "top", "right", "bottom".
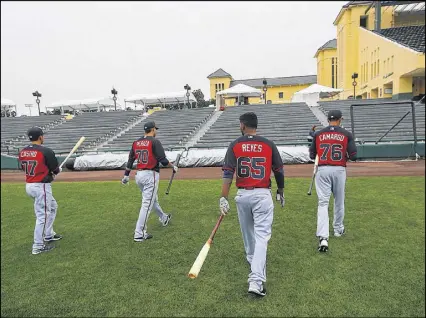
[
  {"left": 262, "top": 79, "right": 268, "bottom": 104},
  {"left": 351, "top": 73, "right": 358, "bottom": 99},
  {"left": 184, "top": 84, "right": 191, "bottom": 108},
  {"left": 111, "top": 87, "right": 118, "bottom": 111},
  {"left": 32, "top": 91, "right": 42, "bottom": 115}
]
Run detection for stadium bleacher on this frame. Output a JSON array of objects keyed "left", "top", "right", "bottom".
[
  {"left": 1, "top": 115, "right": 64, "bottom": 153},
  {"left": 195, "top": 103, "right": 323, "bottom": 148},
  {"left": 4, "top": 111, "right": 143, "bottom": 155},
  {"left": 318, "top": 99, "right": 425, "bottom": 143},
  {"left": 1, "top": 102, "right": 424, "bottom": 156},
  {"left": 98, "top": 108, "right": 214, "bottom": 152}
]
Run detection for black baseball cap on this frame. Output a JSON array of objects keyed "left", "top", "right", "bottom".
[
  {"left": 144, "top": 121, "right": 159, "bottom": 131},
  {"left": 27, "top": 127, "right": 44, "bottom": 141},
  {"left": 328, "top": 110, "right": 343, "bottom": 121}
]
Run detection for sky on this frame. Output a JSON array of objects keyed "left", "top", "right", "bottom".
[{"left": 1, "top": 1, "right": 347, "bottom": 116}]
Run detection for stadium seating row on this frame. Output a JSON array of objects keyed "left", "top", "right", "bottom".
[
  {"left": 1, "top": 100, "right": 424, "bottom": 155},
  {"left": 319, "top": 99, "right": 425, "bottom": 143},
  {"left": 196, "top": 103, "right": 322, "bottom": 148},
  {"left": 98, "top": 108, "right": 214, "bottom": 152}
]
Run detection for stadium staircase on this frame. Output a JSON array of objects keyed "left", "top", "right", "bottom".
[
  {"left": 182, "top": 110, "right": 223, "bottom": 148},
  {"left": 308, "top": 105, "right": 328, "bottom": 126},
  {"left": 92, "top": 113, "right": 147, "bottom": 152}
]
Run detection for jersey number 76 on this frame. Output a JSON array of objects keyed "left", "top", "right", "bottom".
[{"left": 320, "top": 144, "right": 343, "bottom": 161}]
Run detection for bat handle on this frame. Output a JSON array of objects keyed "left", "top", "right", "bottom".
[{"left": 208, "top": 214, "right": 224, "bottom": 242}]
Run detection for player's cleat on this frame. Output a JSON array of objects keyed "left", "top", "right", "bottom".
[
  {"left": 44, "top": 234, "right": 63, "bottom": 242},
  {"left": 161, "top": 214, "right": 172, "bottom": 227},
  {"left": 248, "top": 282, "right": 267, "bottom": 297},
  {"left": 318, "top": 237, "right": 328, "bottom": 252},
  {"left": 32, "top": 244, "right": 55, "bottom": 255},
  {"left": 334, "top": 228, "right": 345, "bottom": 237},
  {"left": 134, "top": 234, "right": 153, "bottom": 242}
]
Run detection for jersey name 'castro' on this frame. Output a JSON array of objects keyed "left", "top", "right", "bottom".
[
  {"left": 223, "top": 135, "right": 283, "bottom": 188},
  {"left": 18, "top": 144, "right": 59, "bottom": 183}
]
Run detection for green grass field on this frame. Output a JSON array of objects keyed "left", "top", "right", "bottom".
[{"left": 1, "top": 177, "right": 425, "bottom": 317}]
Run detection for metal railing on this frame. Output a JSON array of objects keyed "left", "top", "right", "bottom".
[{"left": 350, "top": 101, "right": 417, "bottom": 150}]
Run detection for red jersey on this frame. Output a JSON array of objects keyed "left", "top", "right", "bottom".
[
  {"left": 126, "top": 136, "right": 167, "bottom": 172},
  {"left": 18, "top": 144, "right": 59, "bottom": 183},
  {"left": 309, "top": 126, "right": 357, "bottom": 167},
  {"left": 222, "top": 135, "right": 284, "bottom": 188}
]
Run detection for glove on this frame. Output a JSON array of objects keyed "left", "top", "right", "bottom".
[
  {"left": 52, "top": 167, "right": 62, "bottom": 180},
  {"left": 219, "top": 197, "right": 230, "bottom": 215},
  {"left": 121, "top": 175, "right": 130, "bottom": 185},
  {"left": 276, "top": 189, "right": 285, "bottom": 208},
  {"left": 172, "top": 165, "right": 179, "bottom": 173}
]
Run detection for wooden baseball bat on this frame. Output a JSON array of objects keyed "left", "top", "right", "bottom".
[
  {"left": 188, "top": 214, "right": 224, "bottom": 279},
  {"left": 307, "top": 155, "right": 319, "bottom": 196},
  {"left": 59, "top": 136, "right": 86, "bottom": 170},
  {"left": 165, "top": 153, "right": 181, "bottom": 195}
]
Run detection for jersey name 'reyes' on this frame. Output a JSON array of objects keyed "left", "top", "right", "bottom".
[
  {"left": 241, "top": 144, "right": 263, "bottom": 152},
  {"left": 223, "top": 135, "right": 284, "bottom": 189}
]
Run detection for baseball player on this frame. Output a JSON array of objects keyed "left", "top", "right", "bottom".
[
  {"left": 18, "top": 127, "right": 62, "bottom": 255},
  {"left": 309, "top": 110, "right": 357, "bottom": 252},
  {"left": 121, "top": 121, "right": 178, "bottom": 242},
  {"left": 220, "top": 112, "right": 285, "bottom": 297},
  {"left": 307, "top": 125, "right": 317, "bottom": 145}
]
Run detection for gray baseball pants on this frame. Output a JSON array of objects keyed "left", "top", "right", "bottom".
[
  {"left": 235, "top": 188, "right": 274, "bottom": 285},
  {"left": 315, "top": 165, "right": 346, "bottom": 239}
]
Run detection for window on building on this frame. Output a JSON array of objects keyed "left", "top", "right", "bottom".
[
  {"left": 335, "top": 58, "right": 338, "bottom": 87},
  {"left": 331, "top": 57, "right": 335, "bottom": 88},
  {"left": 366, "top": 62, "right": 368, "bottom": 81},
  {"left": 278, "top": 92, "right": 284, "bottom": 99},
  {"left": 377, "top": 59, "right": 380, "bottom": 76},
  {"left": 360, "top": 15, "right": 368, "bottom": 28},
  {"left": 374, "top": 61, "right": 376, "bottom": 77},
  {"left": 221, "top": 83, "right": 225, "bottom": 90},
  {"left": 391, "top": 56, "right": 394, "bottom": 72},
  {"left": 371, "top": 63, "right": 373, "bottom": 80}
]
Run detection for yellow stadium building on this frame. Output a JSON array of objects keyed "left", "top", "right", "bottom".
[
  {"left": 207, "top": 69, "right": 317, "bottom": 106},
  {"left": 316, "top": 0, "right": 425, "bottom": 100},
  {"left": 208, "top": 1, "right": 424, "bottom": 106}
]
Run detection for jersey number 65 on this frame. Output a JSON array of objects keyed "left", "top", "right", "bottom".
[{"left": 237, "top": 157, "right": 266, "bottom": 179}]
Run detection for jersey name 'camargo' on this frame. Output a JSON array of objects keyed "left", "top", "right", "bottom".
[{"left": 319, "top": 133, "right": 345, "bottom": 142}]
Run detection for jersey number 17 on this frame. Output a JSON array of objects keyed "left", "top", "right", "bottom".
[{"left": 21, "top": 160, "right": 37, "bottom": 176}]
